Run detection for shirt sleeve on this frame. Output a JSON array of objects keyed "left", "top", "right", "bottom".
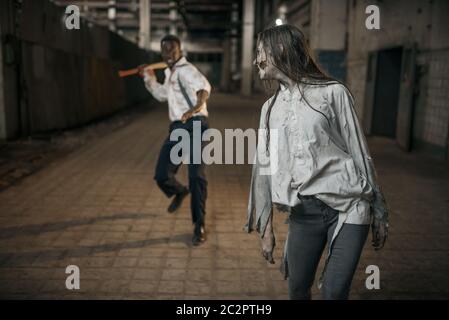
[
  {"left": 143, "top": 72, "right": 168, "bottom": 102},
  {"left": 331, "top": 84, "right": 389, "bottom": 222},
  {"left": 245, "top": 101, "right": 273, "bottom": 237},
  {"left": 179, "top": 65, "right": 211, "bottom": 96}
]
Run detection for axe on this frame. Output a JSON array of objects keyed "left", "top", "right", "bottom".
[{"left": 118, "top": 62, "right": 168, "bottom": 78}]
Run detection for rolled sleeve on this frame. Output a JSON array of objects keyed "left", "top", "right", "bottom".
[{"left": 180, "top": 66, "right": 211, "bottom": 95}]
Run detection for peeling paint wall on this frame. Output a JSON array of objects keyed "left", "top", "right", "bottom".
[
  {"left": 347, "top": 0, "right": 449, "bottom": 158},
  {"left": 0, "top": 0, "right": 21, "bottom": 140},
  {"left": 0, "top": 25, "right": 5, "bottom": 140},
  {"left": 0, "top": 0, "right": 157, "bottom": 139}
]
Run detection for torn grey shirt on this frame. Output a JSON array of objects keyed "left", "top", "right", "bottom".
[{"left": 245, "top": 82, "right": 389, "bottom": 287}]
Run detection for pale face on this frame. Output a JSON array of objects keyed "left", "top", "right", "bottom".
[{"left": 253, "top": 41, "right": 276, "bottom": 80}]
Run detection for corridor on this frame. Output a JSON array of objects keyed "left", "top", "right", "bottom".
[{"left": 0, "top": 93, "right": 448, "bottom": 299}]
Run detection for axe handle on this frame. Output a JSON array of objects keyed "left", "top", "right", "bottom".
[
  {"left": 118, "top": 68, "right": 140, "bottom": 78},
  {"left": 118, "top": 62, "right": 168, "bottom": 78}
]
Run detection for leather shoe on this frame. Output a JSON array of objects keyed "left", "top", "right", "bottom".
[
  {"left": 167, "top": 188, "right": 189, "bottom": 213},
  {"left": 192, "top": 224, "right": 206, "bottom": 246}
]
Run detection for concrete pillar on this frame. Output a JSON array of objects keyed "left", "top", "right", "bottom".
[
  {"left": 220, "top": 2, "right": 239, "bottom": 92},
  {"left": 241, "top": 0, "right": 255, "bottom": 96},
  {"left": 220, "top": 38, "right": 231, "bottom": 91},
  {"left": 139, "top": 0, "right": 151, "bottom": 49},
  {"left": 230, "top": 3, "right": 239, "bottom": 77},
  {"left": 108, "top": 0, "right": 116, "bottom": 32},
  {"left": 169, "top": 1, "right": 178, "bottom": 36}
]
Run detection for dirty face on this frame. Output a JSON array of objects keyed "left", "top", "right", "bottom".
[
  {"left": 161, "top": 40, "right": 182, "bottom": 67},
  {"left": 254, "top": 41, "right": 276, "bottom": 80}
]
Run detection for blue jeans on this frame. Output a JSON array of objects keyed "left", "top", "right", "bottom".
[
  {"left": 154, "top": 116, "right": 208, "bottom": 226},
  {"left": 287, "top": 195, "right": 369, "bottom": 300}
]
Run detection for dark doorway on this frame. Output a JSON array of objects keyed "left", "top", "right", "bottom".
[{"left": 371, "top": 47, "right": 403, "bottom": 138}]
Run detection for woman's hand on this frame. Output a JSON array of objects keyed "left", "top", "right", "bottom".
[
  {"left": 261, "top": 215, "right": 275, "bottom": 264},
  {"left": 371, "top": 215, "right": 388, "bottom": 250},
  {"left": 261, "top": 231, "right": 275, "bottom": 264}
]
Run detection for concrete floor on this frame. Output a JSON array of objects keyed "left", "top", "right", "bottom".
[{"left": 0, "top": 93, "right": 448, "bottom": 299}]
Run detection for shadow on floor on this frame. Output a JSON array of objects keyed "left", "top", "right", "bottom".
[
  {"left": 0, "top": 233, "right": 193, "bottom": 268},
  {"left": 0, "top": 212, "right": 158, "bottom": 240}
]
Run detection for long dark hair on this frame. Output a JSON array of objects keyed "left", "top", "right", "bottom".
[{"left": 257, "top": 25, "right": 347, "bottom": 152}]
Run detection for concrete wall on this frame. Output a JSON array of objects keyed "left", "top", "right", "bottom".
[
  {"left": 0, "top": 24, "right": 5, "bottom": 140},
  {"left": 310, "top": 0, "right": 348, "bottom": 81},
  {"left": 310, "top": 0, "right": 347, "bottom": 51},
  {"left": 0, "top": 0, "right": 156, "bottom": 139},
  {"left": 346, "top": 0, "right": 449, "bottom": 158},
  {"left": 0, "top": 0, "right": 21, "bottom": 140},
  {"left": 255, "top": 0, "right": 449, "bottom": 159},
  {"left": 286, "top": 0, "right": 312, "bottom": 37},
  {"left": 414, "top": 0, "right": 449, "bottom": 157}
]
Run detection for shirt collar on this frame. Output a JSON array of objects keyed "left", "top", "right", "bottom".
[
  {"left": 279, "top": 83, "right": 289, "bottom": 92},
  {"left": 173, "top": 56, "right": 188, "bottom": 68},
  {"left": 278, "top": 82, "right": 306, "bottom": 102},
  {"left": 279, "top": 83, "right": 300, "bottom": 94}
]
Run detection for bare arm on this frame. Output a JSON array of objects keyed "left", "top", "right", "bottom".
[
  {"left": 193, "top": 89, "right": 210, "bottom": 113},
  {"left": 181, "top": 89, "right": 210, "bottom": 123}
]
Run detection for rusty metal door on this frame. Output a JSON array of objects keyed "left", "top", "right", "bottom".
[{"left": 396, "top": 44, "right": 417, "bottom": 151}]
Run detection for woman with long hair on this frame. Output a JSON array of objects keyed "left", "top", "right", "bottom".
[{"left": 246, "top": 25, "right": 389, "bottom": 300}]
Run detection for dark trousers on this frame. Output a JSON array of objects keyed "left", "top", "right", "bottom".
[
  {"left": 154, "top": 116, "right": 208, "bottom": 226},
  {"left": 287, "top": 196, "right": 369, "bottom": 300}
]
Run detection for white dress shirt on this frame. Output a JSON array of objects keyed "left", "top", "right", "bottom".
[{"left": 143, "top": 56, "right": 211, "bottom": 122}]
